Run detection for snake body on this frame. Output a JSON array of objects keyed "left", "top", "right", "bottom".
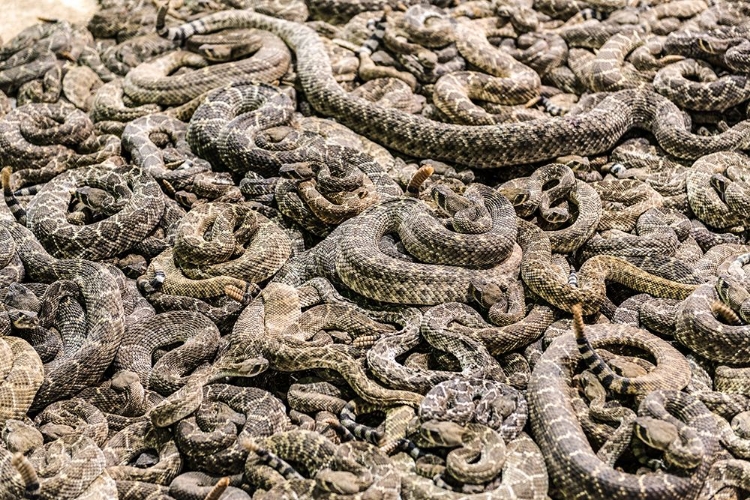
[{"left": 0, "top": 0, "right": 749, "bottom": 498}]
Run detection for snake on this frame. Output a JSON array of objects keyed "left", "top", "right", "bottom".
[
  {"left": 0, "top": 220, "right": 125, "bottom": 410},
  {"left": 277, "top": 184, "right": 521, "bottom": 307},
  {"left": 123, "top": 29, "right": 291, "bottom": 106},
  {"left": 528, "top": 305, "right": 719, "bottom": 499},
  {"left": 0, "top": 0, "right": 749, "bottom": 497},
  {"left": 0, "top": 102, "right": 110, "bottom": 170},
  {"left": 156, "top": 5, "right": 750, "bottom": 169},
  {"left": 114, "top": 311, "right": 220, "bottom": 395},
  {"left": 19, "top": 164, "right": 165, "bottom": 260}
]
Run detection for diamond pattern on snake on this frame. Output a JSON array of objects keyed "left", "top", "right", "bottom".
[{"left": 0, "top": 0, "right": 750, "bottom": 498}]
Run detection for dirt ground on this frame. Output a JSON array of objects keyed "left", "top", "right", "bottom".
[{"left": 1, "top": 0, "right": 98, "bottom": 43}]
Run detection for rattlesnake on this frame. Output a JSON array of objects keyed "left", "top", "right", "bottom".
[
  {"left": 1, "top": 0, "right": 750, "bottom": 497},
  {"left": 0, "top": 220, "right": 124, "bottom": 409},
  {"left": 20, "top": 164, "right": 165, "bottom": 260},
  {"left": 156, "top": 6, "right": 750, "bottom": 168},
  {"left": 123, "top": 29, "right": 291, "bottom": 105},
  {"left": 528, "top": 307, "right": 718, "bottom": 499},
  {"left": 277, "top": 185, "right": 521, "bottom": 307}
]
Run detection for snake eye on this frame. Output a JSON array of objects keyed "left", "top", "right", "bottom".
[
  {"left": 238, "top": 357, "right": 269, "bottom": 376},
  {"left": 714, "top": 276, "right": 739, "bottom": 305},
  {"left": 430, "top": 185, "right": 450, "bottom": 206},
  {"left": 279, "top": 162, "right": 314, "bottom": 180},
  {"left": 697, "top": 38, "right": 713, "bottom": 54}
]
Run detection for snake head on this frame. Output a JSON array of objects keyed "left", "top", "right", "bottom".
[
  {"left": 696, "top": 37, "right": 728, "bottom": 55},
  {"left": 732, "top": 411, "right": 750, "bottom": 439},
  {"left": 575, "top": 371, "right": 607, "bottom": 404},
  {"left": 634, "top": 416, "right": 704, "bottom": 470},
  {"left": 197, "top": 401, "right": 246, "bottom": 428},
  {"left": 74, "top": 186, "right": 123, "bottom": 215},
  {"left": 715, "top": 275, "right": 749, "bottom": 314},
  {"left": 214, "top": 357, "right": 269, "bottom": 379},
  {"left": 634, "top": 416, "right": 677, "bottom": 452},
  {"left": 497, "top": 186, "right": 530, "bottom": 207},
  {"left": 38, "top": 423, "right": 75, "bottom": 441},
  {"left": 279, "top": 162, "right": 315, "bottom": 180},
  {"left": 430, "top": 184, "right": 468, "bottom": 215},
  {"left": 137, "top": 268, "right": 167, "bottom": 295},
  {"left": 110, "top": 370, "right": 142, "bottom": 390},
  {"left": 419, "top": 420, "right": 466, "bottom": 447},
  {"left": 2, "top": 419, "right": 43, "bottom": 455},
  {"left": 5, "top": 283, "right": 40, "bottom": 311},
  {"left": 469, "top": 278, "right": 505, "bottom": 310},
  {"left": 316, "top": 469, "right": 372, "bottom": 495},
  {"left": 7, "top": 310, "right": 38, "bottom": 330},
  {"left": 540, "top": 205, "right": 570, "bottom": 224},
  {"left": 416, "top": 50, "right": 438, "bottom": 69},
  {"left": 198, "top": 43, "right": 234, "bottom": 62}
]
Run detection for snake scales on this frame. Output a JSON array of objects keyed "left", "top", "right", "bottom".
[
  {"left": 156, "top": 6, "right": 750, "bottom": 168},
  {"left": 0, "top": 0, "right": 749, "bottom": 499}
]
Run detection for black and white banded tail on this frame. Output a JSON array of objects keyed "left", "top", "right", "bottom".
[
  {"left": 241, "top": 438, "right": 303, "bottom": 480},
  {"left": 11, "top": 453, "right": 40, "bottom": 500},
  {"left": 357, "top": 12, "right": 388, "bottom": 56},
  {"left": 2, "top": 167, "right": 27, "bottom": 226},
  {"left": 572, "top": 303, "right": 635, "bottom": 394},
  {"left": 339, "top": 399, "right": 384, "bottom": 445}
]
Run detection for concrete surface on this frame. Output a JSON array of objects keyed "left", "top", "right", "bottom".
[{"left": 2, "top": 0, "right": 98, "bottom": 43}]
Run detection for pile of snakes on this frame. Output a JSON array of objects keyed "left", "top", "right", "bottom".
[{"left": 1, "top": 0, "right": 750, "bottom": 497}]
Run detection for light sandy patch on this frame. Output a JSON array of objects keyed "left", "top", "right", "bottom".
[{"left": 1, "top": 0, "right": 98, "bottom": 43}]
